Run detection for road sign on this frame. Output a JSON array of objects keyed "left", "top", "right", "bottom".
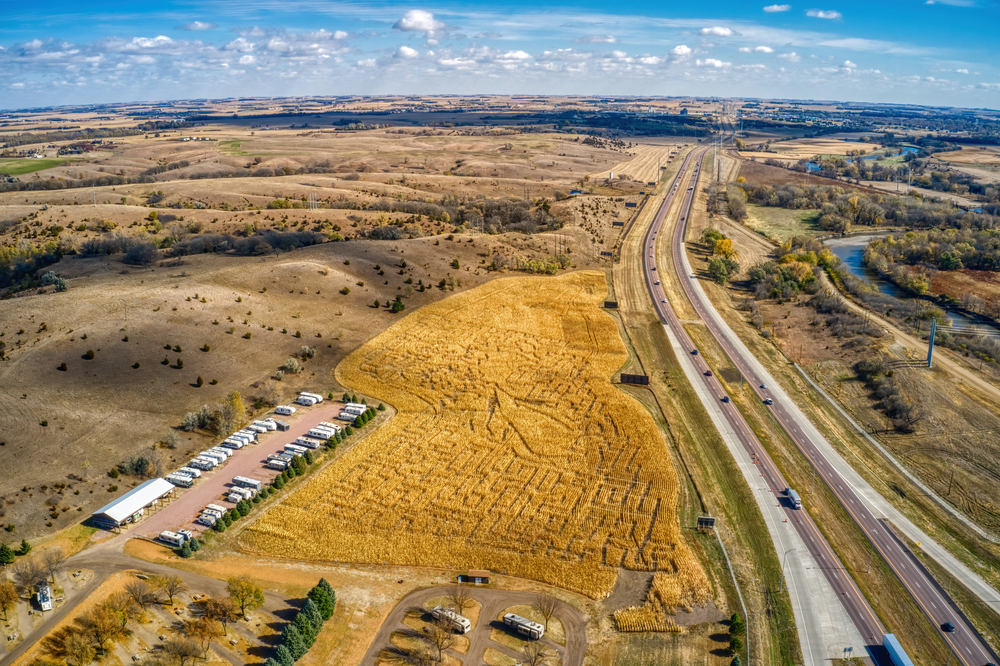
[{"left": 697, "top": 516, "right": 716, "bottom": 528}]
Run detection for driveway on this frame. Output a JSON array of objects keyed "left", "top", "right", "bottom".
[{"left": 359, "top": 587, "right": 586, "bottom": 666}]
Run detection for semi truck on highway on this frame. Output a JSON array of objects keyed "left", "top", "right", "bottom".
[
  {"left": 785, "top": 488, "right": 802, "bottom": 510},
  {"left": 883, "top": 634, "right": 915, "bottom": 666}
]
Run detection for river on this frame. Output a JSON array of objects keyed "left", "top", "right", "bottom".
[{"left": 823, "top": 233, "right": 998, "bottom": 335}]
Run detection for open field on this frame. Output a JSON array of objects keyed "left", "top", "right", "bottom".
[
  {"left": 240, "top": 272, "right": 710, "bottom": 610},
  {"left": 586, "top": 141, "right": 687, "bottom": 184},
  {"left": 743, "top": 204, "right": 821, "bottom": 244},
  {"left": 932, "top": 268, "right": 1000, "bottom": 305},
  {"left": 740, "top": 137, "right": 880, "bottom": 161},
  {"left": 933, "top": 145, "right": 1000, "bottom": 165},
  {"left": 0, "top": 159, "right": 75, "bottom": 175}
]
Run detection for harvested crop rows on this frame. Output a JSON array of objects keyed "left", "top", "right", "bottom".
[
  {"left": 241, "top": 272, "right": 709, "bottom": 604},
  {"left": 587, "top": 145, "right": 678, "bottom": 184}
]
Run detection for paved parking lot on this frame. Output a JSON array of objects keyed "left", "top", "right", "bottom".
[{"left": 135, "top": 400, "right": 350, "bottom": 539}]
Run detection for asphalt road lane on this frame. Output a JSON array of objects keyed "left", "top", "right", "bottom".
[{"left": 649, "top": 143, "right": 997, "bottom": 666}]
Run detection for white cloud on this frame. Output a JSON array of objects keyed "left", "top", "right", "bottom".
[
  {"left": 700, "top": 26, "right": 733, "bottom": 36},
  {"left": 224, "top": 38, "right": 255, "bottom": 52},
  {"left": 841, "top": 59, "right": 856, "bottom": 68},
  {"left": 239, "top": 55, "right": 255, "bottom": 65},
  {"left": 129, "top": 36, "right": 173, "bottom": 49},
  {"left": 764, "top": 4, "right": 792, "bottom": 10},
  {"left": 10, "top": 82, "right": 25, "bottom": 89},
  {"left": 575, "top": 35, "right": 617, "bottom": 44},
  {"left": 393, "top": 10, "right": 445, "bottom": 36},
  {"left": 738, "top": 47, "right": 752, "bottom": 53},
  {"left": 926, "top": 0, "right": 974, "bottom": 5},
  {"left": 395, "top": 45, "right": 420, "bottom": 59},
  {"left": 954, "top": 68, "right": 969, "bottom": 74},
  {"left": 357, "top": 58, "right": 376, "bottom": 67},
  {"left": 178, "top": 21, "right": 217, "bottom": 31},
  {"left": 696, "top": 58, "right": 731, "bottom": 68},
  {"left": 806, "top": 9, "right": 842, "bottom": 19},
  {"left": 670, "top": 44, "right": 692, "bottom": 56},
  {"left": 755, "top": 46, "right": 774, "bottom": 53},
  {"left": 639, "top": 56, "right": 663, "bottom": 65},
  {"left": 475, "top": 32, "right": 502, "bottom": 39},
  {"left": 778, "top": 52, "right": 801, "bottom": 62},
  {"left": 334, "top": 31, "right": 349, "bottom": 40}
]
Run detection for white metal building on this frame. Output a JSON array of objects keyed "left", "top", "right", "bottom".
[{"left": 90, "top": 478, "right": 175, "bottom": 531}]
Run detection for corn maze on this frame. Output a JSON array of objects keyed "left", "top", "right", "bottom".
[{"left": 241, "top": 272, "right": 710, "bottom": 614}]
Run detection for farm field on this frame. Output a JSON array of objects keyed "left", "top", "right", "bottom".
[
  {"left": 739, "top": 137, "right": 880, "bottom": 162},
  {"left": 0, "top": 158, "right": 74, "bottom": 175},
  {"left": 586, "top": 141, "right": 685, "bottom": 185},
  {"left": 240, "top": 272, "right": 710, "bottom": 614},
  {"left": 743, "top": 204, "right": 821, "bottom": 243}
]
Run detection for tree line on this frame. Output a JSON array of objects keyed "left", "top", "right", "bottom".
[{"left": 738, "top": 181, "right": 1000, "bottom": 234}]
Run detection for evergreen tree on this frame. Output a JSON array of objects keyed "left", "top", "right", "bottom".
[
  {"left": 317, "top": 579, "right": 336, "bottom": 612},
  {"left": 263, "top": 659, "right": 281, "bottom": 666},
  {"left": 281, "top": 624, "right": 307, "bottom": 660},
  {"left": 308, "top": 586, "right": 334, "bottom": 620},
  {"left": 0, "top": 543, "right": 15, "bottom": 568},
  {"left": 274, "top": 645, "right": 295, "bottom": 666},
  {"left": 302, "top": 598, "right": 323, "bottom": 635},
  {"left": 293, "top": 612, "right": 316, "bottom": 647},
  {"left": 18, "top": 539, "right": 30, "bottom": 556},
  {"left": 342, "top": 392, "right": 350, "bottom": 402},
  {"left": 730, "top": 612, "right": 745, "bottom": 636},
  {"left": 179, "top": 541, "right": 193, "bottom": 558}
]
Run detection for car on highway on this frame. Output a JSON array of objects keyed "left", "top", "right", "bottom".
[
  {"left": 654, "top": 280, "right": 660, "bottom": 285},
  {"left": 760, "top": 383, "right": 766, "bottom": 389},
  {"left": 691, "top": 349, "right": 699, "bottom": 355},
  {"left": 651, "top": 267, "right": 656, "bottom": 271},
  {"left": 763, "top": 398, "right": 774, "bottom": 405},
  {"left": 704, "top": 370, "right": 712, "bottom": 376},
  {"left": 721, "top": 396, "right": 730, "bottom": 403},
  {"left": 942, "top": 622, "right": 955, "bottom": 633},
  {"left": 661, "top": 299, "right": 667, "bottom": 303}
]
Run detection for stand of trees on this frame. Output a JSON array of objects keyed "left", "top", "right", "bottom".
[{"left": 262, "top": 579, "right": 336, "bottom": 666}]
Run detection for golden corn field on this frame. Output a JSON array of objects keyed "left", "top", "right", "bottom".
[{"left": 241, "top": 271, "right": 710, "bottom": 617}]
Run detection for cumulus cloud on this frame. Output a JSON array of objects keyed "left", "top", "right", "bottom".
[
  {"left": 954, "top": 68, "right": 968, "bottom": 74},
  {"left": 764, "top": 4, "right": 792, "bottom": 10},
  {"left": 238, "top": 55, "right": 255, "bottom": 65},
  {"left": 807, "top": 9, "right": 842, "bottom": 19},
  {"left": 395, "top": 45, "right": 420, "bottom": 59},
  {"left": 841, "top": 59, "right": 856, "bottom": 68},
  {"left": 754, "top": 45, "right": 774, "bottom": 53},
  {"left": 778, "top": 51, "right": 801, "bottom": 62},
  {"left": 178, "top": 21, "right": 217, "bottom": 31},
  {"left": 700, "top": 26, "right": 733, "bottom": 36},
  {"left": 738, "top": 47, "right": 751, "bottom": 53},
  {"left": 574, "top": 35, "right": 617, "bottom": 44},
  {"left": 393, "top": 10, "right": 445, "bottom": 38},
  {"left": 697, "top": 58, "right": 731, "bottom": 68},
  {"left": 670, "top": 44, "right": 692, "bottom": 56}
]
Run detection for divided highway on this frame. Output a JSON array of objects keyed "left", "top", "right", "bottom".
[{"left": 646, "top": 145, "right": 997, "bottom": 665}]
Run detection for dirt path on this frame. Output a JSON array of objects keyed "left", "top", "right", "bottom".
[
  {"left": 817, "top": 271, "right": 1000, "bottom": 405},
  {"left": 358, "top": 587, "right": 585, "bottom": 666}
]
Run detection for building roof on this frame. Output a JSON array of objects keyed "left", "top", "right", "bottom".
[{"left": 92, "top": 478, "right": 175, "bottom": 524}]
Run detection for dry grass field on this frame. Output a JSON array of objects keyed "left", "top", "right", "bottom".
[
  {"left": 739, "top": 137, "right": 880, "bottom": 162},
  {"left": 586, "top": 141, "right": 687, "bottom": 184},
  {"left": 240, "top": 272, "right": 710, "bottom": 614}
]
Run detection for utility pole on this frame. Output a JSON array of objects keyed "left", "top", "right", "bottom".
[{"left": 928, "top": 318, "right": 937, "bottom": 368}]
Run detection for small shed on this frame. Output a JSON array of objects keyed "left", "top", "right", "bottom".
[
  {"left": 273, "top": 419, "right": 290, "bottom": 431},
  {"left": 467, "top": 569, "right": 490, "bottom": 584}
]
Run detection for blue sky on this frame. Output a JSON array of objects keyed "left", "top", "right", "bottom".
[{"left": 1, "top": 0, "right": 998, "bottom": 110}]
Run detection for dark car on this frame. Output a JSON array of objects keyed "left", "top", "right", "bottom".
[
  {"left": 942, "top": 622, "right": 955, "bottom": 633},
  {"left": 763, "top": 398, "right": 774, "bottom": 405},
  {"left": 721, "top": 396, "right": 730, "bottom": 403},
  {"left": 704, "top": 370, "right": 712, "bottom": 376},
  {"left": 691, "top": 349, "right": 699, "bottom": 355}
]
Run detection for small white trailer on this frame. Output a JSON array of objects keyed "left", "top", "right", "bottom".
[
  {"left": 233, "top": 476, "right": 263, "bottom": 491},
  {"left": 275, "top": 405, "right": 297, "bottom": 415},
  {"left": 295, "top": 395, "right": 318, "bottom": 406},
  {"left": 299, "top": 392, "right": 325, "bottom": 403},
  {"left": 159, "top": 531, "right": 186, "bottom": 547},
  {"left": 202, "top": 508, "right": 223, "bottom": 519},
  {"left": 206, "top": 504, "right": 227, "bottom": 513},
  {"left": 317, "top": 421, "right": 342, "bottom": 432},
  {"left": 211, "top": 446, "right": 235, "bottom": 457},
  {"left": 343, "top": 405, "right": 366, "bottom": 416},
  {"left": 247, "top": 424, "right": 268, "bottom": 434},
  {"left": 345, "top": 402, "right": 367, "bottom": 411},
  {"left": 176, "top": 467, "right": 202, "bottom": 478},
  {"left": 165, "top": 474, "right": 193, "bottom": 488},
  {"left": 255, "top": 419, "right": 278, "bottom": 432},
  {"left": 266, "top": 459, "right": 288, "bottom": 471},
  {"left": 430, "top": 607, "right": 472, "bottom": 634},
  {"left": 200, "top": 451, "right": 226, "bottom": 464},
  {"left": 197, "top": 514, "right": 217, "bottom": 527},
  {"left": 307, "top": 428, "right": 335, "bottom": 440},
  {"left": 337, "top": 411, "right": 358, "bottom": 422},
  {"left": 190, "top": 458, "right": 216, "bottom": 470},
  {"left": 285, "top": 443, "right": 309, "bottom": 455}
]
